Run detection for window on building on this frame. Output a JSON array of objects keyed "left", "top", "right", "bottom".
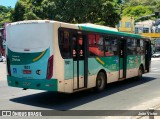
[
  {"left": 125, "top": 22, "right": 131, "bottom": 28},
  {"left": 135, "top": 27, "right": 139, "bottom": 34},
  {"left": 143, "top": 28, "right": 149, "bottom": 33}
]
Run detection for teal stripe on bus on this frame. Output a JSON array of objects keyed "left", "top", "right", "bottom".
[{"left": 79, "top": 26, "right": 142, "bottom": 39}]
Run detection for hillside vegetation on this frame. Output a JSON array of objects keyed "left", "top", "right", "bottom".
[{"left": 0, "top": 0, "right": 160, "bottom": 27}]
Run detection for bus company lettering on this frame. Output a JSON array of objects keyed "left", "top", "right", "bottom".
[
  {"left": 16, "top": 21, "right": 38, "bottom": 25},
  {"left": 12, "top": 55, "right": 20, "bottom": 62}
]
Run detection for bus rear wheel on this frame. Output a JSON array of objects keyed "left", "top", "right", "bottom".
[
  {"left": 95, "top": 72, "right": 106, "bottom": 92},
  {"left": 137, "top": 66, "right": 143, "bottom": 79}
]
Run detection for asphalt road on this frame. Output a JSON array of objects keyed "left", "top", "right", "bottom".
[{"left": 0, "top": 59, "right": 160, "bottom": 118}]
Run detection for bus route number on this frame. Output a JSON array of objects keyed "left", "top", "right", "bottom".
[{"left": 24, "top": 66, "right": 30, "bottom": 69}]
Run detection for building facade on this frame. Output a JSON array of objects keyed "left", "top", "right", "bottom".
[
  {"left": 135, "top": 19, "right": 160, "bottom": 53},
  {"left": 118, "top": 17, "right": 160, "bottom": 53},
  {"left": 117, "top": 16, "right": 135, "bottom": 33},
  {"left": 135, "top": 20, "right": 155, "bottom": 34}
]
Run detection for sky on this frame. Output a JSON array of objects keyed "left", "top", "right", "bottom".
[{"left": 0, "top": 0, "right": 18, "bottom": 8}]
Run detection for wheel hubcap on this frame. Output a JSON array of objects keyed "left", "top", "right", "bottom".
[
  {"left": 138, "top": 69, "right": 142, "bottom": 77},
  {"left": 98, "top": 78, "right": 102, "bottom": 87}
]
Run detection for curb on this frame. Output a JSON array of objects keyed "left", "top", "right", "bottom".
[{"left": 151, "top": 58, "right": 160, "bottom": 61}]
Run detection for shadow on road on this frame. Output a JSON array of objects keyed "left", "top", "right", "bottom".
[{"left": 10, "top": 76, "right": 156, "bottom": 110}]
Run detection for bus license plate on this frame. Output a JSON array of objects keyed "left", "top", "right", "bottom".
[{"left": 23, "top": 70, "right": 32, "bottom": 74}]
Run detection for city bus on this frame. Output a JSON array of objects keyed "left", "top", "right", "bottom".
[{"left": 6, "top": 20, "right": 151, "bottom": 93}]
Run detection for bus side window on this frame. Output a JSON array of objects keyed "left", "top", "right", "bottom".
[
  {"left": 59, "top": 30, "right": 71, "bottom": 59},
  {"left": 111, "top": 38, "right": 118, "bottom": 55},
  {"left": 88, "top": 34, "right": 96, "bottom": 57},
  {"left": 137, "top": 39, "right": 141, "bottom": 55},
  {"left": 104, "top": 37, "right": 113, "bottom": 56},
  {"left": 72, "top": 36, "right": 77, "bottom": 57},
  {"left": 127, "top": 38, "right": 137, "bottom": 55},
  {"left": 79, "top": 36, "right": 84, "bottom": 57},
  {"left": 140, "top": 39, "right": 144, "bottom": 55},
  {"left": 88, "top": 34, "right": 103, "bottom": 57},
  {"left": 97, "top": 35, "right": 104, "bottom": 56}
]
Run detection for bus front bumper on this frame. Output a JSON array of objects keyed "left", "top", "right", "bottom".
[{"left": 7, "top": 76, "right": 58, "bottom": 91}]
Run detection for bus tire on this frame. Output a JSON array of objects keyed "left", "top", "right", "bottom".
[
  {"left": 95, "top": 72, "right": 106, "bottom": 92},
  {"left": 137, "top": 66, "right": 143, "bottom": 79}
]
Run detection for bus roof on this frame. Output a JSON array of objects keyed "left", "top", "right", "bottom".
[
  {"left": 77, "top": 23, "right": 118, "bottom": 32},
  {"left": 78, "top": 24, "right": 142, "bottom": 39},
  {"left": 7, "top": 20, "right": 57, "bottom": 26},
  {"left": 8, "top": 20, "right": 147, "bottom": 39}
]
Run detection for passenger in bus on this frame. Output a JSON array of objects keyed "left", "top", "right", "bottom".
[
  {"left": 105, "top": 47, "right": 114, "bottom": 56},
  {"left": 98, "top": 36, "right": 104, "bottom": 50},
  {"left": 105, "top": 51, "right": 114, "bottom": 56}
]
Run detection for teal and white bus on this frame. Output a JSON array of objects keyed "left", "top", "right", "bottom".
[{"left": 6, "top": 20, "right": 151, "bottom": 93}]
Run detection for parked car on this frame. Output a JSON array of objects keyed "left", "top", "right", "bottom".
[
  {"left": 152, "top": 52, "right": 160, "bottom": 57},
  {"left": 0, "top": 56, "right": 6, "bottom": 62}
]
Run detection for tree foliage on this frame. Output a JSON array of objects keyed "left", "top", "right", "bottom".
[
  {"left": 123, "top": 5, "right": 153, "bottom": 18},
  {"left": 13, "top": 0, "right": 26, "bottom": 21},
  {"left": 121, "top": 0, "right": 160, "bottom": 19},
  {"left": 0, "top": 6, "right": 13, "bottom": 27},
  {"left": 1, "top": 0, "right": 160, "bottom": 27},
  {"left": 123, "top": 0, "right": 159, "bottom": 6},
  {"left": 11, "top": 0, "right": 121, "bottom": 27},
  {"left": 155, "top": 1, "right": 160, "bottom": 12}
]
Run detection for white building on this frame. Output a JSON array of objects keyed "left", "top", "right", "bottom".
[
  {"left": 135, "top": 20, "right": 155, "bottom": 34},
  {"left": 135, "top": 19, "right": 160, "bottom": 52}
]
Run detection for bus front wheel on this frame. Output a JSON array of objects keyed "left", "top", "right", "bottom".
[{"left": 95, "top": 72, "right": 106, "bottom": 92}]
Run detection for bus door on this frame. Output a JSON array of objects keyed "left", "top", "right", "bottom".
[
  {"left": 119, "top": 39, "right": 127, "bottom": 79},
  {"left": 144, "top": 40, "right": 151, "bottom": 72},
  {"left": 72, "top": 32, "right": 88, "bottom": 90}
]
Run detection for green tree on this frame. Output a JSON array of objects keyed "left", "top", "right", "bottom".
[
  {"left": 0, "top": 6, "right": 13, "bottom": 27},
  {"left": 155, "top": 1, "right": 160, "bottom": 11},
  {"left": 123, "top": 0, "right": 159, "bottom": 6},
  {"left": 12, "top": 0, "right": 121, "bottom": 27},
  {"left": 47, "top": 0, "right": 120, "bottom": 27},
  {"left": 13, "top": 0, "right": 26, "bottom": 21},
  {"left": 41, "top": 0, "right": 56, "bottom": 19},
  {"left": 23, "top": 0, "right": 40, "bottom": 20},
  {"left": 123, "top": 5, "right": 153, "bottom": 18},
  {"left": 0, "top": 5, "right": 10, "bottom": 14}
]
